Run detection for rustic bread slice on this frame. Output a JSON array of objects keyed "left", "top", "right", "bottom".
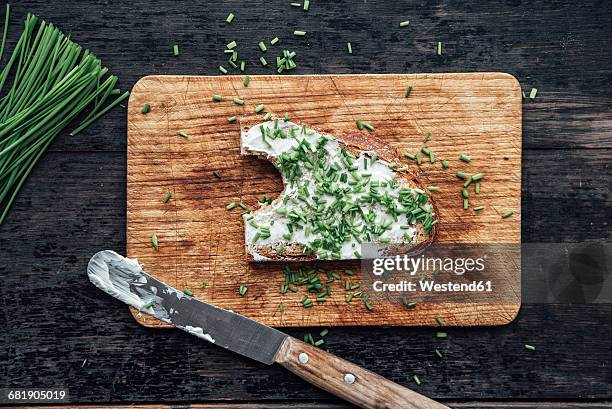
[{"left": 239, "top": 114, "right": 437, "bottom": 262}]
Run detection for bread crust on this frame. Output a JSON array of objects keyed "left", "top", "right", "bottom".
[{"left": 239, "top": 114, "right": 438, "bottom": 262}]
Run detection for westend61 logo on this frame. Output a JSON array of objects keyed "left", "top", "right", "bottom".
[{"left": 372, "top": 254, "right": 486, "bottom": 276}]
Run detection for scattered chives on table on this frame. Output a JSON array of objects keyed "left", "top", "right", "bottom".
[
  {"left": 172, "top": 44, "right": 179, "bottom": 56},
  {"left": 243, "top": 76, "right": 251, "bottom": 87},
  {"left": 437, "top": 41, "right": 443, "bottom": 55},
  {"left": 270, "top": 37, "right": 279, "bottom": 45},
  {"left": 347, "top": 42, "right": 353, "bottom": 54},
  {"left": 219, "top": 66, "right": 228, "bottom": 74},
  {"left": 529, "top": 88, "right": 538, "bottom": 99},
  {"left": 226, "top": 13, "right": 234, "bottom": 24},
  {"left": 260, "top": 56, "right": 268, "bottom": 66},
  {"left": 0, "top": 13, "right": 130, "bottom": 225},
  {"left": 226, "top": 40, "right": 237, "bottom": 49},
  {"left": 294, "top": 30, "right": 306, "bottom": 36},
  {"left": 141, "top": 103, "right": 151, "bottom": 114},
  {"left": 399, "top": 20, "right": 410, "bottom": 27}
]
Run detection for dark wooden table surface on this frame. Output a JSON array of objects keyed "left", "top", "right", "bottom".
[{"left": 1, "top": 1, "right": 611, "bottom": 408}]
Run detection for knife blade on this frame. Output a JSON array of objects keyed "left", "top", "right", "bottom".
[{"left": 87, "top": 250, "right": 449, "bottom": 409}]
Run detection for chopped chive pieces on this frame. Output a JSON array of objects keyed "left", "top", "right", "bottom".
[
  {"left": 427, "top": 186, "right": 440, "bottom": 192},
  {"left": 228, "top": 116, "right": 237, "bottom": 123},
  {"left": 243, "top": 75, "right": 251, "bottom": 87},
  {"left": 213, "top": 94, "right": 222, "bottom": 101},
  {"left": 178, "top": 131, "right": 188, "bottom": 138},
  {"left": 303, "top": 0, "right": 310, "bottom": 10},
  {"left": 347, "top": 42, "right": 353, "bottom": 54},
  {"left": 471, "top": 173, "right": 484, "bottom": 181},
  {"left": 364, "top": 299, "right": 373, "bottom": 311},
  {"left": 143, "top": 301, "right": 155, "bottom": 309},
  {"left": 473, "top": 205, "right": 485, "bottom": 211},
  {"left": 437, "top": 41, "right": 442, "bottom": 55},
  {"left": 462, "top": 188, "right": 469, "bottom": 198},
  {"left": 291, "top": 2, "right": 301, "bottom": 6},
  {"left": 284, "top": 112, "right": 290, "bottom": 121},
  {"left": 173, "top": 44, "right": 179, "bottom": 56},
  {"left": 183, "top": 288, "right": 193, "bottom": 296},
  {"left": 525, "top": 344, "right": 536, "bottom": 351},
  {"left": 258, "top": 41, "right": 267, "bottom": 52},
  {"left": 441, "top": 160, "right": 449, "bottom": 169},
  {"left": 212, "top": 171, "right": 221, "bottom": 178},
  {"left": 405, "top": 83, "right": 413, "bottom": 97},
  {"left": 141, "top": 103, "right": 151, "bottom": 114},
  {"left": 413, "top": 375, "right": 421, "bottom": 385},
  {"left": 226, "top": 13, "right": 235, "bottom": 23},
  {"left": 436, "top": 331, "right": 447, "bottom": 338},
  {"left": 219, "top": 66, "right": 228, "bottom": 74},
  {"left": 435, "top": 315, "right": 445, "bottom": 326},
  {"left": 460, "top": 153, "right": 471, "bottom": 162},
  {"left": 279, "top": 303, "right": 285, "bottom": 312},
  {"left": 399, "top": 20, "right": 410, "bottom": 27},
  {"left": 456, "top": 171, "right": 467, "bottom": 179},
  {"left": 293, "top": 30, "right": 306, "bottom": 36},
  {"left": 529, "top": 88, "right": 537, "bottom": 99},
  {"left": 226, "top": 202, "right": 236, "bottom": 210},
  {"left": 320, "top": 329, "right": 329, "bottom": 337},
  {"left": 356, "top": 120, "right": 363, "bottom": 130},
  {"left": 240, "top": 61, "right": 246, "bottom": 71},
  {"left": 435, "top": 349, "right": 443, "bottom": 358},
  {"left": 271, "top": 37, "right": 280, "bottom": 45},
  {"left": 423, "top": 132, "right": 431, "bottom": 143},
  {"left": 345, "top": 269, "right": 355, "bottom": 276},
  {"left": 255, "top": 104, "right": 265, "bottom": 113},
  {"left": 363, "top": 122, "right": 374, "bottom": 131},
  {"left": 475, "top": 183, "right": 481, "bottom": 194},
  {"left": 163, "top": 192, "right": 173, "bottom": 203},
  {"left": 463, "top": 198, "right": 469, "bottom": 209},
  {"left": 260, "top": 56, "right": 268, "bottom": 66},
  {"left": 226, "top": 40, "right": 237, "bottom": 49},
  {"left": 263, "top": 112, "right": 272, "bottom": 121},
  {"left": 239, "top": 284, "right": 248, "bottom": 296},
  {"left": 233, "top": 97, "right": 244, "bottom": 105},
  {"left": 502, "top": 210, "right": 514, "bottom": 219},
  {"left": 314, "top": 339, "right": 324, "bottom": 347},
  {"left": 151, "top": 233, "right": 159, "bottom": 250}
]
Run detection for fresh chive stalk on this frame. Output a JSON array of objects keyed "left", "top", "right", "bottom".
[
  {"left": 347, "top": 42, "right": 353, "bottom": 54},
  {"left": 255, "top": 104, "right": 265, "bottom": 113},
  {"left": 271, "top": 37, "right": 279, "bottom": 45},
  {"left": 213, "top": 94, "right": 222, "bottom": 101},
  {"left": 219, "top": 66, "right": 228, "bottom": 74},
  {"left": 303, "top": 0, "right": 310, "bottom": 10},
  {"left": 437, "top": 41, "right": 442, "bottom": 55},
  {"left": 179, "top": 131, "right": 188, "bottom": 138},
  {"left": 405, "top": 83, "right": 413, "bottom": 97},
  {"left": 502, "top": 210, "right": 514, "bottom": 219},
  {"left": 183, "top": 288, "right": 193, "bottom": 296},
  {"left": 294, "top": 30, "right": 306, "bottom": 36},
  {"left": 0, "top": 13, "right": 130, "bottom": 224},
  {"left": 163, "top": 192, "right": 173, "bottom": 203},
  {"left": 226, "top": 202, "right": 236, "bottom": 210},
  {"left": 233, "top": 98, "right": 244, "bottom": 105},
  {"left": 173, "top": 44, "right": 179, "bottom": 56},
  {"left": 529, "top": 88, "right": 537, "bottom": 99},
  {"left": 228, "top": 116, "right": 237, "bottom": 123}
]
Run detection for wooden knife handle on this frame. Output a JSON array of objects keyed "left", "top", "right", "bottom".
[{"left": 275, "top": 336, "right": 450, "bottom": 409}]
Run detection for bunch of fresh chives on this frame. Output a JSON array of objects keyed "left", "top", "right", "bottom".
[{"left": 0, "top": 12, "right": 129, "bottom": 224}]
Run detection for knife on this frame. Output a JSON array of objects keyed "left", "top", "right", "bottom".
[{"left": 87, "top": 250, "right": 449, "bottom": 409}]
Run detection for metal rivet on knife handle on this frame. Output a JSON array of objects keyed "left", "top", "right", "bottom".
[
  {"left": 298, "top": 352, "right": 309, "bottom": 364},
  {"left": 344, "top": 373, "right": 356, "bottom": 384}
]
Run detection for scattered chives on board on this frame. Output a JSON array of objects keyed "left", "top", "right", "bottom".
[
  {"left": 255, "top": 104, "right": 265, "bottom": 113},
  {"left": 227, "top": 116, "right": 237, "bottom": 123},
  {"left": 441, "top": 160, "right": 449, "bottom": 169},
  {"left": 303, "top": 0, "right": 310, "bottom": 11},
  {"left": 291, "top": 2, "right": 301, "bottom": 6},
  {"left": 413, "top": 375, "right": 421, "bottom": 385},
  {"left": 529, "top": 88, "right": 538, "bottom": 99},
  {"left": 258, "top": 41, "right": 267, "bottom": 52},
  {"left": 226, "top": 202, "right": 236, "bottom": 210},
  {"left": 294, "top": 30, "right": 306, "bottom": 36},
  {"left": 525, "top": 344, "right": 536, "bottom": 351},
  {"left": 460, "top": 153, "right": 471, "bottom": 162},
  {"left": 263, "top": 112, "right": 272, "bottom": 121},
  {"left": 271, "top": 37, "right": 279, "bottom": 45},
  {"left": 226, "top": 40, "right": 237, "bottom": 49},
  {"left": 356, "top": 120, "right": 363, "bottom": 130},
  {"left": 502, "top": 210, "right": 514, "bottom": 219},
  {"left": 183, "top": 288, "right": 193, "bottom": 296},
  {"left": 437, "top": 41, "right": 442, "bottom": 55},
  {"left": 151, "top": 233, "right": 159, "bottom": 250},
  {"left": 239, "top": 285, "right": 248, "bottom": 296},
  {"left": 141, "top": 103, "right": 151, "bottom": 114},
  {"left": 163, "top": 192, "right": 173, "bottom": 203},
  {"left": 436, "top": 332, "right": 447, "bottom": 338},
  {"left": 260, "top": 56, "right": 268, "bottom": 66},
  {"left": 473, "top": 205, "right": 485, "bottom": 211},
  {"left": 219, "top": 66, "right": 228, "bottom": 74},
  {"left": 347, "top": 42, "right": 353, "bottom": 54},
  {"left": 456, "top": 171, "right": 467, "bottom": 179},
  {"left": 364, "top": 122, "right": 375, "bottom": 131},
  {"left": 243, "top": 76, "right": 251, "bottom": 87},
  {"left": 226, "top": 13, "right": 235, "bottom": 24},
  {"left": 399, "top": 20, "right": 410, "bottom": 27},
  {"left": 213, "top": 94, "right": 222, "bottom": 101},
  {"left": 240, "top": 61, "right": 246, "bottom": 71},
  {"left": 233, "top": 97, "right": 244, "bottom": 105},
  {"left": 172, "top": 44, "right": 179, "bottom": 56},
  {"left": 435, "top": 349, "right": 443, "bottom": 358},
  {"left": 178, "top": 131, "right": 188, "bottom": 138},
  {"left": 405, "top": 83, "right": 413, "bottom": 97}
]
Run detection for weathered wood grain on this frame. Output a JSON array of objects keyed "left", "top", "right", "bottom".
[{"left": 126, "top": 73, "right": 522, "bottom": 328}]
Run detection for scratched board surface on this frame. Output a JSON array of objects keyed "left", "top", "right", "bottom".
[{"left": 126, "top": 73, "right": 521, "bottom": 328}]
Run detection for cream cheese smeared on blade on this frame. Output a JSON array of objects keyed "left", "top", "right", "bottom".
[
  {"left": 240, "top": 120, "right": 436, "bottom": 261},
  {"left": 87, "top": 251, "right": 287, "bottom": 364}
]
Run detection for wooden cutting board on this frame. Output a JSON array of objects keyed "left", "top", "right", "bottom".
[{"left": 126, "top": 73, "right": 521, "bottom": 328}]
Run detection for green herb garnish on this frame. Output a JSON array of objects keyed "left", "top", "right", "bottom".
[
  {"left": 141, "top": 103, "right": 151, "bottom": 114},
  {"left": 226, "top": 13, "right": 235, "bottom": 24},
  {"left": 151, "top": 233, "right": 159, "bottom": 250},
  {"left": 163, "top": 192, "right": 173, "bottom": 203}
]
